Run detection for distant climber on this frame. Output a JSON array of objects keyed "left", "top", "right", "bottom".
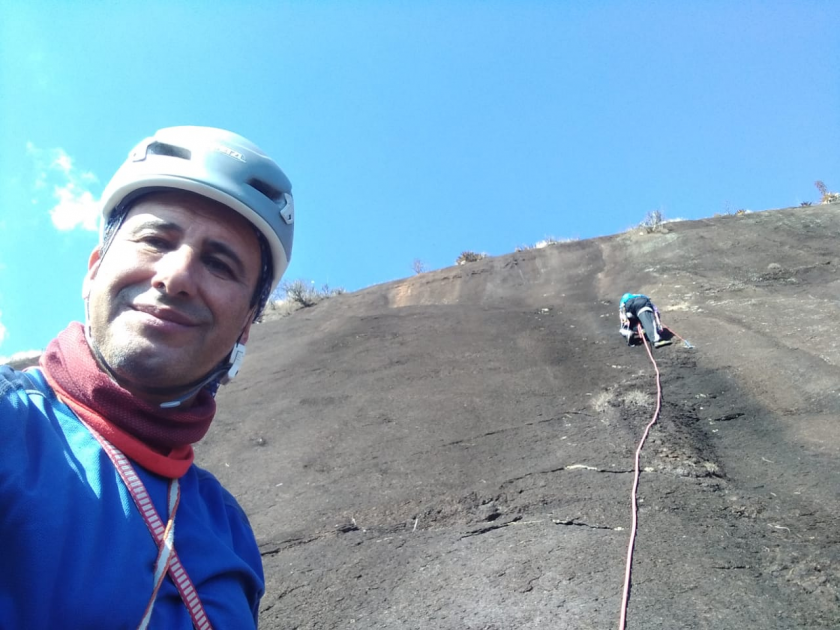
[{"left": 619, "top": 293, "right": 671, "bottom": 347}]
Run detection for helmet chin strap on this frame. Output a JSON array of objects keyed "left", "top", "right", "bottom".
[
  {"left": 84, "top": 300, "right": 247, "bottom": 409},
  {"left": 157, "top": 341, "right": 246, "bottom": 409}
]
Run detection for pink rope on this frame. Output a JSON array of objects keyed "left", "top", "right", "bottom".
[
  {"left": 618, "top": 324, "right": 663, "bottom": 630},
  {"left": 661, "top": 324, "right": 693, "bottom": 348}
]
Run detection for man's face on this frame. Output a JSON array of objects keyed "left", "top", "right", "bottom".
[{"left": 84, "top": 190, "right": 262, "bottom": 399}]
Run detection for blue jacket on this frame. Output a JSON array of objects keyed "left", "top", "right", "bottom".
[
  {"left": 0, "top": 366, "right": 264, "bottom": 629},
  {"left": 620, "top": 293, "right": 647, "bottom": 307}
]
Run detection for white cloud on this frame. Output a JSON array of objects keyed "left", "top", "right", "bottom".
[
  {"left": 51, "top": 183, "right": 99, "bottom": 231},
  {"left": 0, "top": 309, "right": 43, "bottom": 365},
  {"left": 26, "top": 142, "right": 100, "bottom": 232},
  {"left": 51, "top": 152, "right": 73, "bottom": 174}
]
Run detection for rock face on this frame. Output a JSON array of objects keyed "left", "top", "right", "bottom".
[
  {"left": 3, "top": 353, "right": 41, "bottom": 371},
  {"left": 202, "top": 203, "right": 840, "bottom": 629}
]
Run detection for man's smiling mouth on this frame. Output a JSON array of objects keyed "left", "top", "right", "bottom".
[{"left": 132, "top": 303, "right": 201, "bottom": 327}]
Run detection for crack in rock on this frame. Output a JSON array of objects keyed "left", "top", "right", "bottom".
[
  {"left": 711, "top": 412, "right": 746, "bottom": 422},
  {"left": 551, "top": 518, "right": 615, "bottom": 531},
  {"left": 259, "top": 535, "right": 320, "bottom": 556},
  {"left": 460, "top": 516, "right": 523, "bottom": 538},
  {"left": 434, "top": 411, "right": 591, "bottom": 450},
  {"left": 503, "top": 465, "right": 633, "bottom": 486},
  {"left": 263, "top": 583, "right": 306, "bottom": 605}
]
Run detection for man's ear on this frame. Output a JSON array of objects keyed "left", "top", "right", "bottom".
[
  {"left": 82, "top": 247, "right": 103, "bottom": 299},
  {"left": 239, "top": 317, "right": 254, "bottom": 345}
]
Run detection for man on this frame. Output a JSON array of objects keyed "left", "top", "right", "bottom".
[
  {"left": 0, "top": 127, "right": 294, "bottom": 628},
  {"left": 619, "top": 293, "right": 670, "bottom": 348}
]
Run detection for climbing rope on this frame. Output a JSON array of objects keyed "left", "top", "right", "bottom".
[
  {"left": 662, "top": 324, "right": 694, "bottom": 349},
  {"left": 617, "top": 324, "right": 663, "bottom": 630}
]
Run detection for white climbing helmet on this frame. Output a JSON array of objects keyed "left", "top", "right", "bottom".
[{"left": 98, "top": 126, "right": 294, "bottom": 290}]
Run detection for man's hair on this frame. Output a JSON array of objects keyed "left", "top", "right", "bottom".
[
  {"left": 101, "top": 198, "right": 273, "bottom": 322},
  {"left": 251, "top": 229, "right": 273, "bottom": 320}
]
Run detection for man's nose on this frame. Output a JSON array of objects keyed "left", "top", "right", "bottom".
[{"left": 152, "top": 246, "right": 199, "bottom": 296}]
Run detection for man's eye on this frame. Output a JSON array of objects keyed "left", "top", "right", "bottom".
[
  {"left": 206, "top": 257, "right": 234, "bottom": 277},
  {"left": 142, "top": 236, "right": 171, "bottom": 249}
]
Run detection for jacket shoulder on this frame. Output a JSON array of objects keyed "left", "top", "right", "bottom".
[{"left": 0, "top": 365, "right": 36, "bottom": 399}]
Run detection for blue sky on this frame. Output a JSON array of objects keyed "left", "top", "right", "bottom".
[{"left": 1, "top": 1, "right": 838, "bottom": 359}]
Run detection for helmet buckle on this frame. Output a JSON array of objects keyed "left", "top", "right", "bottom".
[
  {"left": 129, "top": 142, "right": 150, "bottom": 163},
  {"left": 280, "top": 193, "right": 294, "bottom": 225}
]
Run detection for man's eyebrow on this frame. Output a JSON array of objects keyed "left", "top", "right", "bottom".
[{"left": 128, "top": 218, "right": 184, "bottom": 234}]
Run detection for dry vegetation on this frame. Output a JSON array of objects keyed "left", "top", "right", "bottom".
[
  {"left": 590, "top": 388, "right": 652, "bottom": 413},
  {"left": 815, "top": 180, "right": 840, "bottom": 204},
  {"left": 455, "top": 251, "right": 487, "bottom": 265},
  {"left": 639, "top": 209, "right": 667, "bottom": 233},
  {"left": 515, "top": 236, "right": 579, "bottom": 252},
  {"left": 262, "top": 280, "right": 345, "bottom": 319}
]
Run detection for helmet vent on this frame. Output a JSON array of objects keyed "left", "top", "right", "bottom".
[
  {"left": 147, "top": 141, "right": 192, "bottom": 161},
  {"left": 248, "top": 178, "right": 284, "bottom": 203}
]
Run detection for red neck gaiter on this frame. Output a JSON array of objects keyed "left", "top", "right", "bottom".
[{"left": 39, "top": 322, "right": 216, "bottom": 478}]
